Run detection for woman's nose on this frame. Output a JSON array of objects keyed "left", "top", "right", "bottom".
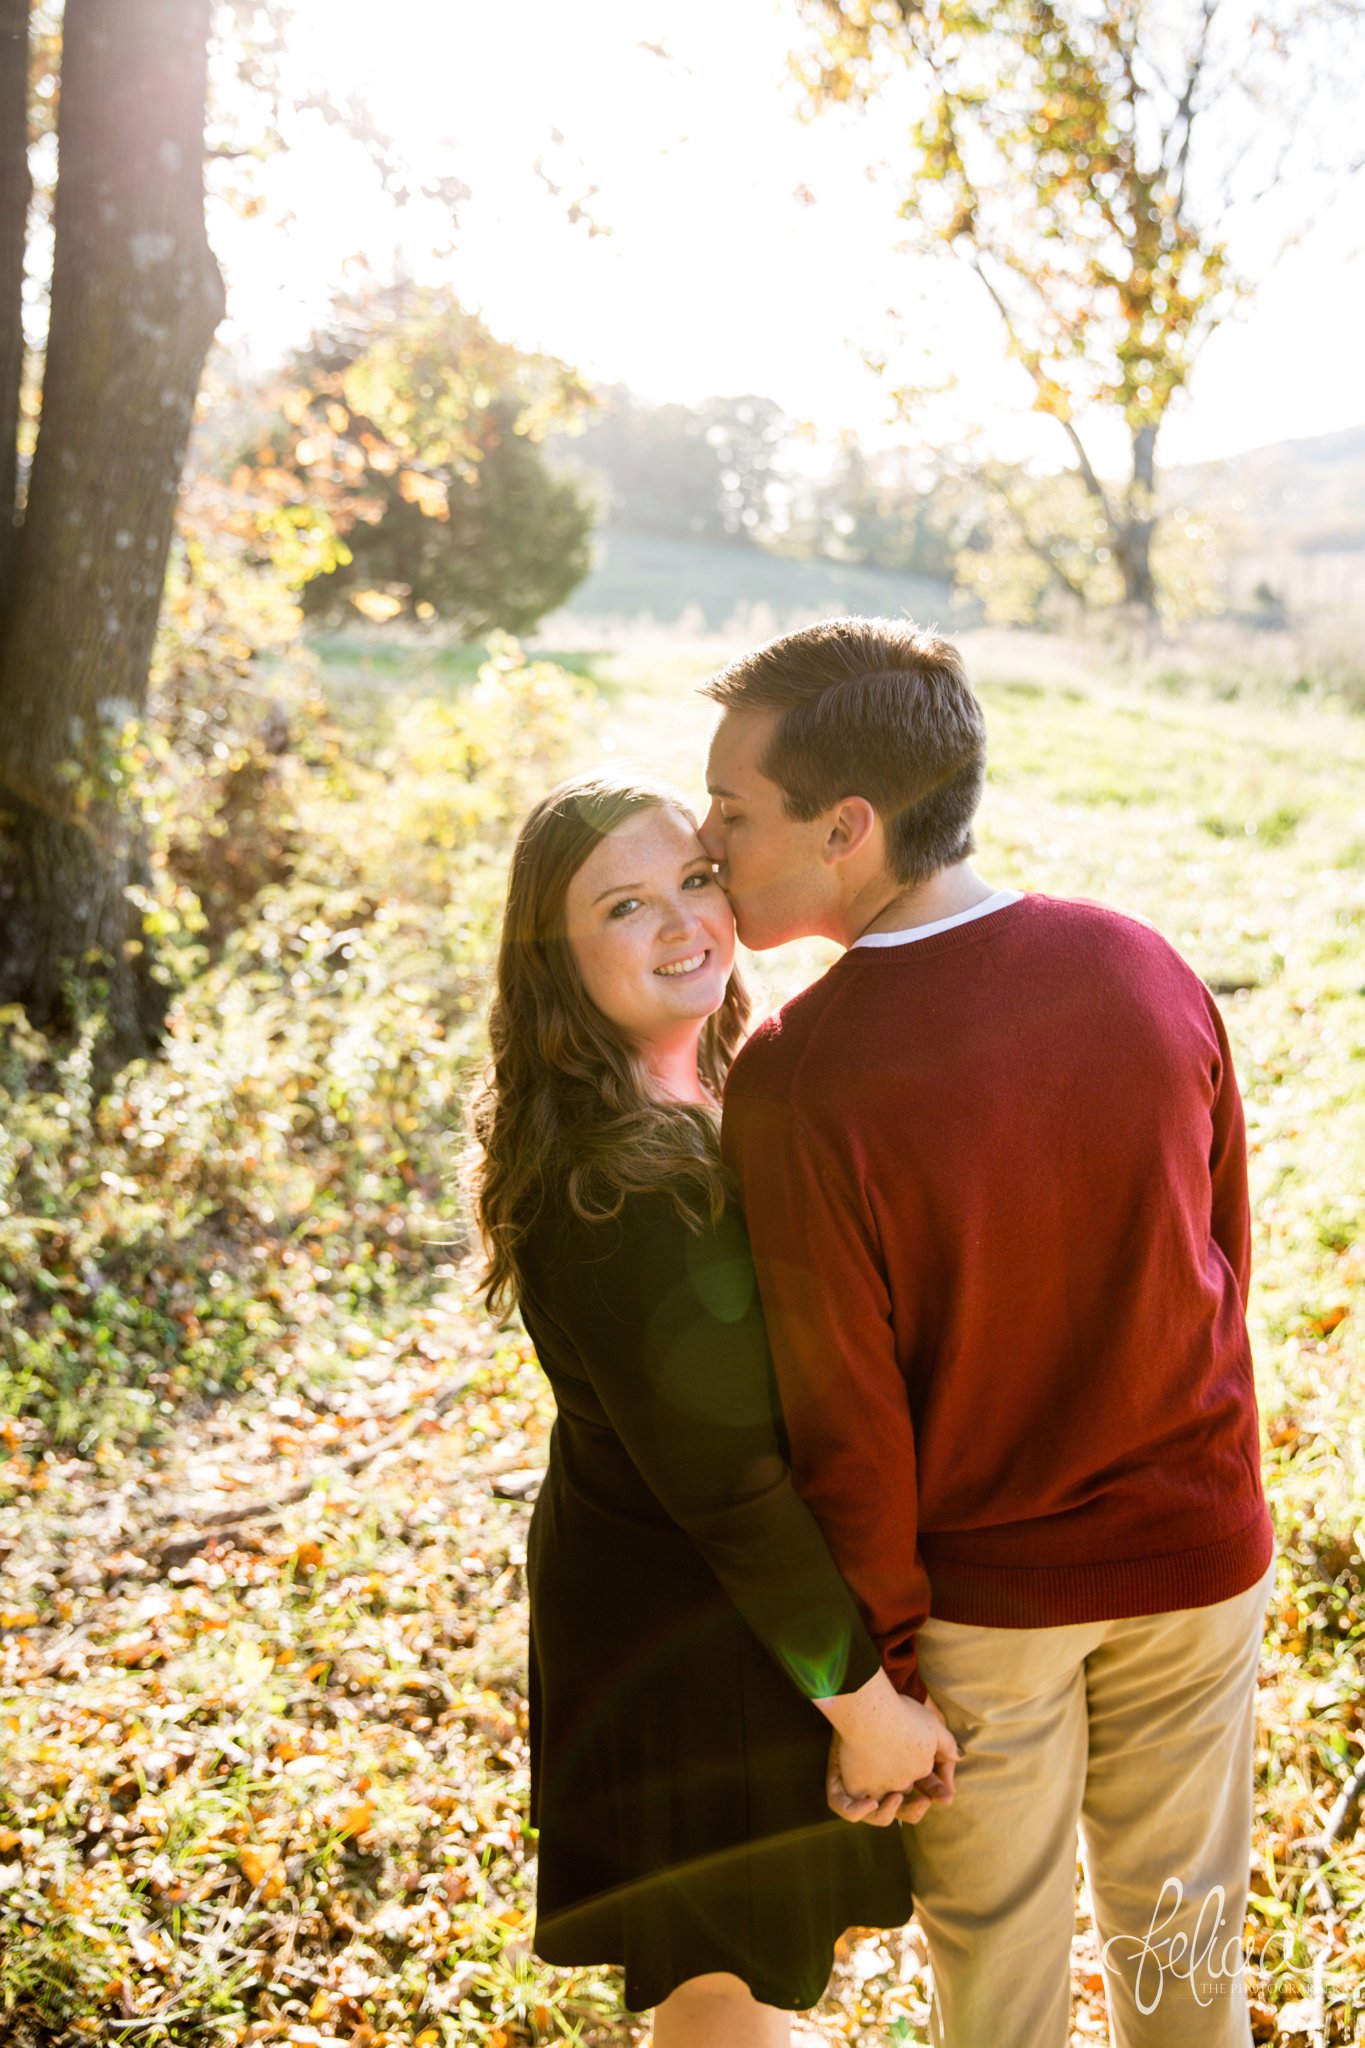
[{"left": 658, "top": 895, "right": 704, "bottom": 941}]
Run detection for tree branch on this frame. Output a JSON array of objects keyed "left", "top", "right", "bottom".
[
  {"left": 966, "top": 250, "right": 1116, "bottom": 531},
  {"left": 993, "top": 469, "right": 1091, "bottom": 605},
  {"left": 1169, "top": 0, "right": 1221, "bottom": 214}
]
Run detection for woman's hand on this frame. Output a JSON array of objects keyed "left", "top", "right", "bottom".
[{"left": 814, "top": 1670, "right": 961, "bottom": 1826}]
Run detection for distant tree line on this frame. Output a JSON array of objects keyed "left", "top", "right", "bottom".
[
  {"left": 254, "top": 353, "right": 974, "bottom": 620},
  {"left": 560, "top": 385, "right": 965, "bottom": 585},
  {"left": 254, "top": 307, "right": 1343, "bottom": 636},
  {"left": 566, "top": 388, "right": 785, "bottom": 545},
  {"left": 556, "top": 390, "right": 1267, "bottom": 624}
]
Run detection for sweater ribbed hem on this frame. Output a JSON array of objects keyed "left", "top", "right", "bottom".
[{"left": 921, "top": 1504, "right": 1275, "bottom": 1630}]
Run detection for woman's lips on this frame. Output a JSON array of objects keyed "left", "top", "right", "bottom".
[{"left": 654, "top": 949, "right": 710, "bottom": 978}]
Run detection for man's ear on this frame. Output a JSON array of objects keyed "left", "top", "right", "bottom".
[{"left": 821, "top": 795, "right": 879, "bottom": 868}]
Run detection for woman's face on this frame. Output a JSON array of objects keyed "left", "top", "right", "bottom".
[{"left": 563, "top": 805, "right": 736, "bottom": 1048}]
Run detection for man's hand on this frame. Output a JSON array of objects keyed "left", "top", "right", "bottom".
[
  {"left": 826, "top": 1733, "right": 905, "bottom": 1826},
  {"left": 891, "top": 1693, "right": 960, "bottom": 1824},
  {"left": 822, "top": 1688, "right": 961, "bottom": 1826}
]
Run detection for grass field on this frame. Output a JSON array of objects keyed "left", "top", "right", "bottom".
[
  {"left": 540, "top": 528, "right": 962, "bottom": 639},
  {"left": 1, "top": 630, "right": 1361, "bottom": 2046}
]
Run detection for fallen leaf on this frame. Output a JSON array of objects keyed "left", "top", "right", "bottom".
[
  {"left": 239, "top": 1842, "right": 282, "bottom": 1887},
  {"left": 334, "top": 1800, "right": 375, "bottom": 1841}
]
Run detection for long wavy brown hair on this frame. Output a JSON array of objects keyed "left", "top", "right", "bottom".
[{"left": 467, "top": 776, "right": 751, "bottom": 1318}]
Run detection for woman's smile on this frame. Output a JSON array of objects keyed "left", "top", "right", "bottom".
[{"left": 655, "top": 949, "right": 711, "bottom": 978}]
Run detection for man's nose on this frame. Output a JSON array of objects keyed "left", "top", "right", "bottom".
[{"left": 697, "top": 802, "right": 724, "bottom": 862}]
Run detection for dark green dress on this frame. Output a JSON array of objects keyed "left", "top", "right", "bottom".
[{"left": 517, "top": 1189, "right": 914, "bottom": 2013}]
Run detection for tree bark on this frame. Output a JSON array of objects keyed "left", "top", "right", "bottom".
[
  {"left": 1114, "top": 421, "right": 1158, "bottom": 616},
  {"left": 0, "top": 0, "right": 224, "bottom": 1072},
  {"left": 0, "top": 0, "right": 30, "bottom": 618}
]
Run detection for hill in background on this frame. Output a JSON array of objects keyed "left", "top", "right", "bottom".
[
  {"left": 542, "top": 527, "right": 963, "bottom": 638},
  {"left": 1169, "top": 422, "right": 1365, "bottom": 555},
  {"left": 1167, "top": 421, "right": 1365, "bottom": 615},
  {"left": 547, "top": 415, "right": 1365, "bottom": 635}
]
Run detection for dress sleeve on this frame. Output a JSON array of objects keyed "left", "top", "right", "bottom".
[{"left": 535, "top": 1191, "right": 883, "bottom": 1702}]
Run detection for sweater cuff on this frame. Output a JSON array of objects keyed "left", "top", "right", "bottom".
[{"left": 882, "top": 1642, "right": 927, "bottom": 1702}]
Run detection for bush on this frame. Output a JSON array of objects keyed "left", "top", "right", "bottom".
[
  {"left": 0, "top": 638, "right": 595, "bottom": 1450},
  {"left": 242, "top": 284, "right": 597, "bottom": 638}
]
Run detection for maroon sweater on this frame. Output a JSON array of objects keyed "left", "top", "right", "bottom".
[{"left": 721, "top": 892, "right": 1274, "bottom": 1698}]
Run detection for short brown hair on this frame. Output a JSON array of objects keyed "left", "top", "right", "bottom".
[{"left": 700, "top": 616, "right": 986, "bottom": 888}]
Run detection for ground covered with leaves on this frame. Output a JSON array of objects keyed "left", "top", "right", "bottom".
[{"left": 2, "top": 627, "right": 1363, "bottom": 2044}]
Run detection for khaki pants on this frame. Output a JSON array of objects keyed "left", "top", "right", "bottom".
[{"left": 903, "top": 1559, "right": 1276, "bottom": 2048}]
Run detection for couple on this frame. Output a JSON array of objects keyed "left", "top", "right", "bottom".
[{"left": 468, "top": 617, "right": 1276, "bottom": 2048}]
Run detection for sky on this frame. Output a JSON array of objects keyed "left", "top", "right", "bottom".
[{"left": 210, "top": 0, "right": 1365, "bottom": 476}]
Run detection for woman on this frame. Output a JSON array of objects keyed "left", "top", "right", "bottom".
[{"left": 468, "top": 777, "right": 944, "bottom": 2047}]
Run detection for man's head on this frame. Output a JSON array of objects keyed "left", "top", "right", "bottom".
[{"left": 698, "top": 616, "right": 986, "bottom": 950}]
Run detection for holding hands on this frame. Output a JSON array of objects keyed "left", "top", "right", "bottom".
[{"left": 814, "top": 1671, "right": 961, "bottom": 1828}]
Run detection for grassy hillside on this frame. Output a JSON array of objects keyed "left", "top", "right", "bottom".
[
  {"left": 0, "top": 635, "right": 1361, "bottom": 2045},
  {"left": 1169, "top": 422, "right": 1365, "bottom": 558},
  {"left": 1166, "top": 421, "right": 1365, "bottom": 616},
  {"left": 542, "top": 527, "right": 961, "bottom": 636}
]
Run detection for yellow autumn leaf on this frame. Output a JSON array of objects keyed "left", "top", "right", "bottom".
[
  {"left": 334, "top": 1799, "right": 376, "bottom": 1840},
  {"left": 238, "top": 1842, "right": 282, "bottom": 1887},
  {"left": 349, "top": 589, "right": 404, "bottom": 623}
]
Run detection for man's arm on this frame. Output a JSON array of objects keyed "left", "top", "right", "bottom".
[
  {"left": 1204, "top": 993, "right": 1252, "bottom": 1308},
  {"left": 722, "top": 1072, "right": 932, "bottom": 1699}
]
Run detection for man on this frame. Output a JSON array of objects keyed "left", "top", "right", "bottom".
[{"left": 699, "top": 616, "right": 1275, "bottom": 2048}]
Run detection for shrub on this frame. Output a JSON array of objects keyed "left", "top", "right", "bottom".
[{"left": 0, "top": 638, "right": 594, "bottom": 1450}]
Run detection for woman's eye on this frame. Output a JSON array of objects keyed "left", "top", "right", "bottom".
[
  {"left": 682, "top": 872, "right": 713, "bottom": 890},
  {"left": 607, "top": 896, "right": 642, "bottom": 919}
]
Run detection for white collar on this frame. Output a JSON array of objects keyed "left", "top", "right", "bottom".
[{"left": 851, "top": 889, "right": 1023, "bottom": 949}]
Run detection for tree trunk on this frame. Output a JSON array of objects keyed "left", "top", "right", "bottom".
[
  {"left": 0, "top": 0, "right": 30, "bottom": 618},
  {"left": 0, "top": 0, "right": 224, "bottom": 1073},
  {"left": 1114, "top": 421, "right": 1159, "bottom": 617}
]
